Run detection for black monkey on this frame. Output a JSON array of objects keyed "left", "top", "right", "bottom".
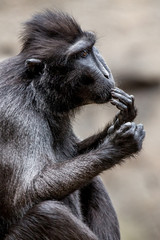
[{"left": 0, "top": 11, "right": 145, "bottom": 240}]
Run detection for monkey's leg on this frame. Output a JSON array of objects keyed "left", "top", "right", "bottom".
[
  {"left": 77, "top": 88, "right": 137, "bottom": 154},
  {"left": 5, "top": 201, "right": 98, "bottom": 240},
  {"left": 81, "top": 177, "right": 120, "bottom": 240}
]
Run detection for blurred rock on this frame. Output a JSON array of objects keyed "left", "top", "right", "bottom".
[{"left": 62, "top": 0, "right": 160, "bottom": 85}]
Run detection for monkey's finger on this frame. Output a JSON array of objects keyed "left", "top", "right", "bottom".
[
  {"left": 111, "top": 88, "right": 133, "bottom": 100},
  {"left": 107, "top": 125, "right": 115, "bottom": 135},
  {"left": 111, "top": 92, "right": 132, "bottom": 106},
  {"left": 121, "top": 122, "right": 137, "bottom": 136},
  {"left": 117, "top": 122, "right": 132, "bottom": 133},
  {"left": 110, "top": 99, "right": 127, "bottom": 111},
  {"left": 111, "top": 88, "right": 135, "bottom": 108},
  {"left": 134, "top": 124, "right": 146, "bottom": 149},
  {"left": 111, "top": 87, "right": 129, "bottom": 96},
  {"left": 135, "top": 124, "right": 145, "bottom": 139}
]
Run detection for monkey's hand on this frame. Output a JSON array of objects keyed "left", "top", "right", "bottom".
[
  {"left": 100, "top": 122, "right": 145, "bottom": 163},
  {"left": 77, "top": 88, "right": 137, "bottom": 154},
  {"left": 108, "top": 88, "right": 137, "bottom": 135}
]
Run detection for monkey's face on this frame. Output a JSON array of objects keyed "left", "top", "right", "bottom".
[
  {"left": 25, "top": 33, "right": 115, "bottom": 113},
  {"left": 71, "top": 46, "right": 115, "bottom": 105},
  {"left": 59, "top": 34, "right": 115, "bottom": 109},
  {"left": 23, "top": 12, "right": 115, "bottom": 113}
]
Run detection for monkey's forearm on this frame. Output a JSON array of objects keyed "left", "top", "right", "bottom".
[
  {"left": 32, "top": 143, "right": 127, "bottom": 201},
  {"left": 77, "top": 122, "right": 113, "bottom": 154},
  {"left": 32, "top": 121, "right": 145, "bottom": 202},
  {"left": 33, "top": 153, "right": 106, "bottom": 201}
]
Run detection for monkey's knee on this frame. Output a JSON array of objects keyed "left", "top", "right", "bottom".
[
  {"left": 30, "top": 200, "right": 67, "bottom": 217},
  {"left": 6, "top": 201, "right": 98, "bottom": 240},
  {"left": 24, "top": 200, "right": 77, "bottom": 232}
]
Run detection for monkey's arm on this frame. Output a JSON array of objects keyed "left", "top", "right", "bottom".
[
  {"left": 32, "top": 122, "right": 144, "bottom": 201},
  {"left": 77, "top": 88, "right": 137, "bottom": 154}
]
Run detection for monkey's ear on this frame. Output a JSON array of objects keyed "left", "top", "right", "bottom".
[{"left": 25, "top": 58, "right": 45, "bottom": 77}]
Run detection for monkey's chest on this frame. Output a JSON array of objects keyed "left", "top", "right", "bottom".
[{"left": 54, "top": 143, "right": 83, "bottom": 219}]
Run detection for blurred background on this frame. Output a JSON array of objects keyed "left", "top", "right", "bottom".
[{"left": 0, "top": 0, "right": 159, "bottom": 239}]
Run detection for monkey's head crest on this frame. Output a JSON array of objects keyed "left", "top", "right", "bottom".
[{"left": 20, "top": 10, "right": 84, "bottom": 59}]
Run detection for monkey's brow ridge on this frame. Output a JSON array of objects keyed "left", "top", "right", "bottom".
[{"left": 66, "top": 33, "right": 96, "bottom": 57}]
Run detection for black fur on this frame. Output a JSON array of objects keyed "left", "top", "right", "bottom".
[{"left": 0, "top": 10, "right": 145, "bottom": 240}]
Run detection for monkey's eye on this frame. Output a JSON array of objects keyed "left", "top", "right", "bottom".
[{"left": 80, "top": 50, "right": 89, "bottom": 58}]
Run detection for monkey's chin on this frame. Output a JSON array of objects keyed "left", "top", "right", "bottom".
[{"left": 93, "top": 92, "right": 112, "bottom": 104}]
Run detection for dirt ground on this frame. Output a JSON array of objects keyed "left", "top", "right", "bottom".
[{"left": 0, "top": 1, "right": 160, "bottom": 239}]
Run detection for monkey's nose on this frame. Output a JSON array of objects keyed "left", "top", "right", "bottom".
[
  {"left": 104, "top": 73, "right": 109, "bottom": 79},
  {"left": 101, "top": 65, "right": 109, "bottom": 79}
]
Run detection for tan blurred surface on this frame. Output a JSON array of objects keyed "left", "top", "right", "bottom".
[{"left": 0, "top": 1, "right": 160, "bottom": 239}]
